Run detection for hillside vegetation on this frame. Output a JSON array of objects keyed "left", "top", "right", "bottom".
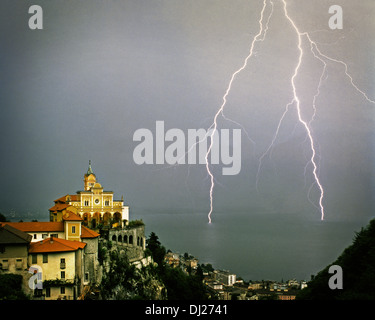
[
  {"left": 98, "top": 232, "right": 207, "bottom": 300},
  {"left": 297, "top": 218, "right": 375, "bottom": 300}
]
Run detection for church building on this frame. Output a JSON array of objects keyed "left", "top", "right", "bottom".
[{"left": 49, "top": 161, "right": 129, "bottom": 229}]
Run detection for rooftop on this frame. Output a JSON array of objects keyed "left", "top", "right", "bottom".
[
  {"left": 29, "top": 237, "right": 86, "bottom": 253},
  {"left": 1, "top": 221, "right": 64, "bottom": 232},
  {"left": 1, "top": 221, "right": 99, "bottom": 239},
  {"left": 62, "top": 211, "right": 83, "bottom": 221},
  {"left": 54, "top": 194, "right": 80, "bottom": 203},
  {"left": 0, "top": 224, "right": 32, "bottom": 244},
  {"left": 81, "top": 226, "right": 100, "bottom": 239},
  {"left": 85, "top": 160, "right": 95, "bottom": 177},
  {"left": 49, "top": 203, "right": 70, "bottom": 212}
]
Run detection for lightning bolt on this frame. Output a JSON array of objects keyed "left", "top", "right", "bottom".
[
  {"left": 197, "top": 0, "right": 375, "bottom": 223},
  {"left": 205, "top": 0, "right": 273, "bottom": 223},
  {"left": 277, "top": 0, "right": 326, "bottom": 220},
  {"left": 255, "top": 0, "right": 375, "bottom": 221}
]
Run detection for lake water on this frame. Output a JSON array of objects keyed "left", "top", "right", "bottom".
[{"left": 133, "top": 210, "right": 368, "bottom": 281}]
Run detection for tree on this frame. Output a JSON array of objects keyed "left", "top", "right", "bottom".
[
  {"left": 196, "top": 265, "right": 204, "bottom": 281},
  {"left": 160, "top": 266, "right": 207, "bottom": 300},
  {"left": 0, "top": 274, "right": 29, "bottom": 299},
  {"left": 146, "top": 232, "right": 166, "bottom": 267},
  {"left": 145, "top": 232, "right": 207, "bottom": 300},
  {"left": 0, "top": 213, "right": 8, "bottom": 222},
  {"left": 200, "top": 263, "right": 214, "bottom": 273},
  {"left": 297, "top": 218, "right": 375, "bottom": 300},
  {"left": 99, "top": 248, "right": 140, "bottom": 299}
]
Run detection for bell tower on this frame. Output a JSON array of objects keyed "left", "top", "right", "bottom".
[{"left": 84, "top": 160, "right": 97, "bottom": 191}]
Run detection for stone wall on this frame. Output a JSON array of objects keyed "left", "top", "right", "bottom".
[
  {"left": 107, "top": 225, "right": 146, "bottom": 263},
  {"left": 83, "top": 237, "right": 100, "bottom": 286}
]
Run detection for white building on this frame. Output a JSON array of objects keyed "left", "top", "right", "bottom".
[{"left": 215, "top": 270, "right": 236, "bottom": 286}]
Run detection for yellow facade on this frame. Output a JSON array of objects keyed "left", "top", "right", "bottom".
[
  {"left": 29, "top": 250, "right": 82, "bottom": 300},
  {"left": 50, "top": 205, "right": 78, "bottom": 223},
  {"left": 65, "top": 221, "right": 81, "bottom": 242},
  {"left": 0, "top": 245, "right": 28, "bottom": 273},
  {"left": 50, "top": 162, "right": 129, "bottom": 228},
  {"left": 30, "top": 251, "right": 76, "bottom": 282}
]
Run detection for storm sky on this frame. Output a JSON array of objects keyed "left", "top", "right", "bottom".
[{"left": 1, "top": 0, "right": 375, "bottom": 277}]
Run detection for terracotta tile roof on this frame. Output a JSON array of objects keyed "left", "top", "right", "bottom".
[
  {"left": 62, "top": 211, "right": 83, "bottom": 221},
  {"left": 54, "top": 195, "right": 68, "bottom": 203},
  {"left": 70, "top": 195, "right": 79, "bottom": 201},
  {"left": 54, "top": 194, "right": 79, "bottom": 203},
  {"left": 1, "top": 221, "right": 99, "bottom": 240},
  {"left": 1, "top": 222, "right": 64, "bottom": 232},
  {"left": 49, "top": 203, "right": 70, "bottom": 212},
  {"left": 29, "top": 237, "right": 86, "bottom": 253},
  {"left": 80, "top": 226, "right": 100, "bottom": 239}
]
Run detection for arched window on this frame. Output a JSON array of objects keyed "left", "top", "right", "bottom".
[
  {"left": 124, "top": 235, "right": 128, "bottom": 244},
  {"left": 129, "top": 235, "right": 133, "bottom": 245},
  {"left": 92, "top": 218, "right": 97, "bottom": 229},
  {"left": 113, "top": 212, "right": 122, "bottom": 223},
  {"left": 118, "top": 235, "right": 122, "bottom": 243},
  {"left": 93, "top": 212, "right": 101, "bottom": 223},
  {"left": 112, "top": 235, "right": 117, "bottom": 242},
  {"left": 82, "top": 213, "right": 91, "bottom": 226},
  {"left": 103, "top": 212, "right": 111, "bottom": 226},
  {"left": 137, "top": 237, "right": 140, "bottom": 246}
]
